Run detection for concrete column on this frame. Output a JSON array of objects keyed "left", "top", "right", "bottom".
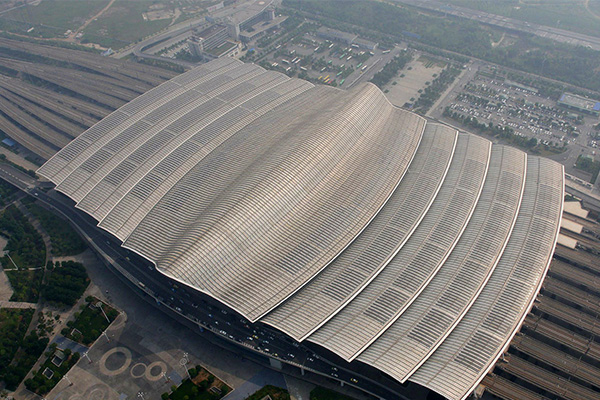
[{"left": 269, "top": 358, "right": 282, "bottom": 370}]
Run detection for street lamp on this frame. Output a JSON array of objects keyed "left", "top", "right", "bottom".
[
  {"left": 83, "top": 352, "right": 92, "bottom": 363},
  {"left": 96, "top": 301, "right": 111, "bottom": 323},
  {"left": 180, "top": 353, "right": 190, "bottom": 379}
]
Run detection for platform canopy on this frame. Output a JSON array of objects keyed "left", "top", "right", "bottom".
[{"left": 39, "top": 58, "right": 563, "bottom": 400}]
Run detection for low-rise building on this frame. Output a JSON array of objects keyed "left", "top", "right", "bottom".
[{"left": 558, "top": 92, "right": 600, "bottom": 116}]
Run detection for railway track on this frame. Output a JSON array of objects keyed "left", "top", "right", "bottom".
[
  {"left": 0, "top": 94, "right": 70, "bottom": 148},
  {"left": 554, "top": 246, "right": 600, "bottom": 273},
  {"left": 0, "top": 59, "right": 135, "bottom": 107},
  {"left": 497, "top": 354, "right": 599, "bottom": 400},
  {"left": 0, "top": 114, "right": 55, "bottom": 159},
  {"left": 0, "top": 86, "right": 82, "bottom": 139},
  {"left": 0, "top": 76, "right": 107, "bottom": 123},
  {"left": 0, "top": 37, "right": 178, "bottom": 159},
  {"left": 535, "top": 296, "right": 600, "bottom": 337},
  {"left": 549, "top": 259, "right": 600, "bottom": 292},
  {"left": 0, "top": 37, "right": 176, "bottom": 86},
  {"left": 523, "top": 315, "right": 600, "bottom": 363},
  {"left": 510, "top": 335, "right": 600, "bottom": 389},
  {"left": 482, "top": 374, "right": 547, "bottom": 400},
  {"left": 543, "top": 275, "right": 600, "bottom": 316}
]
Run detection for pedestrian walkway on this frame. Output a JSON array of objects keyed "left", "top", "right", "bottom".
[
  {"left": 52, "top": 335, "right": 90, "bottom": 355},
  {"left": 0, "top": 264, "right": 14, "bottom": 301},
  {"left": 0, "top": 300, "right": 37, "bottom": 309}
]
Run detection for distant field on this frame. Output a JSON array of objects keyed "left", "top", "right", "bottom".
[
  {"left": 589, "top": 0, "right": 600, "bottom": 17},
  {"left": 0, "top": 0, "right": 109, "bottom": 37},
  {"left": 82, "top": 0, "right": 173, "bottom": 49},
  {"left": 443, "top": 0, "right": 600, "bottom": 38}
]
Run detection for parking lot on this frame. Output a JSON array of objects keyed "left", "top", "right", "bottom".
[
  {"left": 254, "top": 31, "right": 401, "bottom": 89},
  {"left": 430, "top": 63, "right": 600, "bottom": 179}
]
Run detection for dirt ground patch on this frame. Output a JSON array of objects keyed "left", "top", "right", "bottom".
[{"left": 383, "top": 57, "right": 444, "bottom": 107}]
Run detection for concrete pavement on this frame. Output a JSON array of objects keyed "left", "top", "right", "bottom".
[{"left": 0, "top": 300, "right": 36, "bottom": 309}]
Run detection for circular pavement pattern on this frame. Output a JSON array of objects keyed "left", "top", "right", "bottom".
[
  {"left": 145, "top": 361, "right": 167, "bottom": 381},
  {"left": 98, "top": 347, "right": 132, "bottom": 376},
  {"left": 130, "top": 362, "right": 147, "bottom": 379},
  {"left": 89, "top": 388, "right": 106, "bottom": 400}
]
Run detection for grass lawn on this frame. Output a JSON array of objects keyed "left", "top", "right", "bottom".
[
  {"left": 5, "top": 269, "right": 43, "bottom": 303},
  {"left": 167, "top": 365, "right": 231, "bottom": 400},
  {"left": 64, "top": 297, "right": 118, "bottom": 345},
  {"left": 575, "top": 154, "right": 600, "bottom": 183},
  {"left": 82, "top": 0, "right": 172, "bottom": 49},
  {"left": 1, "top": 329, "right": 49, "bottom": 390},
  {"left": 0, "top": 309, "right": 34, "bottom": 379},
  {"left": 42, "top": 261, "right": 89, "bottom": 307},
  {"left": 0, "top": 205, "right": 45, "bottom": 269},
  {"left": 0, "top": 179, "right": 18, "bottom": 207},
  {"left": 2, "top": 0, "right": 110, "bottom": 38},
  {"left": 25, "top": 348, "right": 80, "bottom": 395}
]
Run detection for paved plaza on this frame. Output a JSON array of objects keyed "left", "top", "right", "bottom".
[{"left": 41, "top": 253, "right": 279, "bottom": 400}]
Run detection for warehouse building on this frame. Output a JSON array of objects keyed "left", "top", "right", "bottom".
[{"left": 558, "top": 93, "right": 600, "bottom": 116}]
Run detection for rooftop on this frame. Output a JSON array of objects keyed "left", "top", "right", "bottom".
[
  {"left": 38, "top": 58, "right": 563, "bottom": 400},
  {"left": 558, "top": 92, "right": 600, "bottom": 111}
]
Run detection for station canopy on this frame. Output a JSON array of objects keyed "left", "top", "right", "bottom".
[{"left": 39, "top": 58, "right": 563, "bottom": 400}]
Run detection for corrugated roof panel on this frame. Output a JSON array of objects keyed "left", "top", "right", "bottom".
[
  {"left": 308, "top": 134, "right": 491, "bottom": 361},
  {"left": 261, "top": 123, "right": 456, "bottom": 340},
  {"left": 410, "top": 156, "right": 563, "bottom": 400},
  {"left": 356, "top": 145, "right": 526, "bottom": 380}
]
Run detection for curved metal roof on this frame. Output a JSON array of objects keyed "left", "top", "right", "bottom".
[
  {"left": 261, "top": 123, "right": 458, "bottom": 340},
  {"left": 410, "top": 157, "right": 563, "bottom": 400},
  {"left": 38, "top": 58, "right": 563, "bottom": 400},
  {"left": 356, "top": 145, "right": 527, "bottom": 379},
  {"left": 308, "top": 133, "right": 492, "bottom": 360}
]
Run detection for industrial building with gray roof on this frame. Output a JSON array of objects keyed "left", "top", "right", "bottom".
[{"left": 38, "top": 57, "right": 564, "bottom": 400}]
